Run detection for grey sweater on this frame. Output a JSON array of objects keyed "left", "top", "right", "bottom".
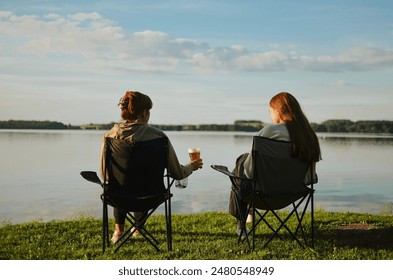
[{"left": 243, "top": 123, "right": 317, "bottom": 185}]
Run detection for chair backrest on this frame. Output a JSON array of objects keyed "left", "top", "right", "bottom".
[
  {"left": 252, "top": 136, "right": 310, "bottom": 209},
  {"left": 104, "top": 137, "right": 168, "bottom": 199}
]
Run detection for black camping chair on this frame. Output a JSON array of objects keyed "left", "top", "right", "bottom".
[
  {"left": 80, "top": 137, "right": 174, "bottom": 253},
  {"left": 212, "top": 136, "right": 316, "bottom": 250}
]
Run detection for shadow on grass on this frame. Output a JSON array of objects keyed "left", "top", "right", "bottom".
[{"left": 318, "top": 225, "right": 393, "bottom": 250}]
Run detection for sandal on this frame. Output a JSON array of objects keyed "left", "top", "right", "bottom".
[{"left": 110, "top": 231, "right": 124, "bottom": 244}]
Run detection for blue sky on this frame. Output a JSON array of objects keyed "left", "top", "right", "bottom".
[{"left": 1, "top": 0, "right": 392, "bottom": 125}]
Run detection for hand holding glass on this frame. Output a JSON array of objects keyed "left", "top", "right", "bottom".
[{"left": 176, "top": 148, "right": 201, "bottom": 189}]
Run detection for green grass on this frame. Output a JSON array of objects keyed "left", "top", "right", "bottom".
[{"left": 1, "top": 211, "right": 393, "bottom": 260}]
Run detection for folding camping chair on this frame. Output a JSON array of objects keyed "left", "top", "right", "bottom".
[
  {"left": 80, "top": 137, "right": 174, "bottom": 253},
  {"left": 212, "top": 136, "right": 316, "bottom": 250}
]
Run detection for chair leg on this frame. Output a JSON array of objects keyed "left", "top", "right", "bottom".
[
  {"left": 293, "top": 193, "right": 313, "bottom": 247},
  {"left": 243, "top": 204, "right": 252, "bottom": 250},
  {"left": 294, "top": 197, "right": 312, "bottom": 245},
  {"left": 258, "top": 210, "right": 285, "bottom": 241},
  {"left": 249, "top": 206, "right": 287, "bottom": 250},
  {"left": 311, "top": 191, "right": 314, "bottom": 248},
  {"left": 292, "top": 192, "right": 315, "bottom": 248},
  {"left": 264, "top": 196, "right": 311, "bottom": 248},
  {"left": 102, "top": 199, "right": 109, "bottom": 254},
  {"left": 108, "top": 195, "right": 173, "bottom": 253},
  {"left": 234, "top": 193, "right": 251, "bottom": 249},
  {"left": 165, "top": 197, "right": 172, "bottom": 251},
  {"left": 251, "top": 205, "right": 255, "bottom": 251},
  {"left": 114, "top": 210, "right": 161, "bottom": 253},
  {"left": 263, "top": 210, "right": 304, "bottom": 248}
]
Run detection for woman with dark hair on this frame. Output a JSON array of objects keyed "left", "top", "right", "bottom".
[
  {"left": 229, "top": 92, "right": 321, "bottom": 234},
  {"left": 100, "top": 91, "right": 203, "bottom": 243}
]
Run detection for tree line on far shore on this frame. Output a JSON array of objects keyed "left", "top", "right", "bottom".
[{"left": 1, "top": 119, "right": 393, "bottom": 134}]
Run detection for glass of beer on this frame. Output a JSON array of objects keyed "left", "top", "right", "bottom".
[{"left": 188, "top": 148, "right": 200, "bottom": 161}]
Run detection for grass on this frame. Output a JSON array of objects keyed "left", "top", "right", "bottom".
[{"left": 1, "top": 210, "right": 393, "bottom": 260}]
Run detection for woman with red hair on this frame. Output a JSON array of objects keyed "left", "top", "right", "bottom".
[{"left": 229, "top": 92, "right": 321, "bottom": 235}]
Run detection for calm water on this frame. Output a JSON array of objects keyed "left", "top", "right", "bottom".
[{"left": 1, "top": 129, "right": 392, "bottom": 223}]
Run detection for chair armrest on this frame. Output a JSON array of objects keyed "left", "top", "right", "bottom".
[
  {"left": 80, "top": 171, "right": 102, "bottom": 185},
  {"left": 211, "top": 165, "right": 252, "bottom": 181},
  {"left": 211, "top": 165, "right": 232, "bottom": 176}
]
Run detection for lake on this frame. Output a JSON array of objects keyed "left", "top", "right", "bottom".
[{"left": 0, "top": 129, "right": 392, "bottom": 224}]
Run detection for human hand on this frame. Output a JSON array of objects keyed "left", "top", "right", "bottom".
[{"left": 190, "top": 159, "right": 203, "bottom": 171}]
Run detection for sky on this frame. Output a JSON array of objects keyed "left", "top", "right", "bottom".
[{"left": 0, "top": 0, "right": 393, "bottom": 125}]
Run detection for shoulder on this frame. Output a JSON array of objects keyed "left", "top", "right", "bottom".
[
  {"left": 147, "top": 124, "right": 166, "bottom": 135},
  {"left": 134, "top": 123, "right": 168, "bottom": 142},
  {"left": 103, "top": 123, "right": 120, "bottom": 138},
  {"left": 258, "top": 123, "right": 290, "bottom": 141},
  {"left": 103, "top": 122, "right": 166, "bottom": 141}
]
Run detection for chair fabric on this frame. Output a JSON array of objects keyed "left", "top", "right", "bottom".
[
  {"left": 252, "top": 137, "right": 310, "bottom": 210},
  {"left": 81, "top": 136, "right": 174, "bottom": 253},
  {"left": 212, "top": 136, "right": 315, "bottom": 250}
]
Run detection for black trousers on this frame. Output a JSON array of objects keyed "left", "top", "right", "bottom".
[
  {"left": 114, "top": 208, "right": 147, "bottom": 226},
  {"left": 228, "top": 153, "right": 253, "bottom": 222}
]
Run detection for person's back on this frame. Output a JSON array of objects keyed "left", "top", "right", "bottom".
[
  {"left": 104, "top": 137, "right": 167, "bottom": 198},
  {"left": 229, "top": 92, "right": 321, "bottom": 234},
  {"left": 100, "top": 90, "right": 203, "bottom": 243}
]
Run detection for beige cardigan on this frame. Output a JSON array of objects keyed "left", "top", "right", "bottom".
[{"left": 100, "top": 121, "right": 193, "bottom": 181}]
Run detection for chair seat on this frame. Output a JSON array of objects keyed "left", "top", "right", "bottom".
[
  {"left": 106, "top": 193, "right": 173, "bottom": 212},
  {"left": 252, "top": 190, "right": 310, "bottom": 210}
]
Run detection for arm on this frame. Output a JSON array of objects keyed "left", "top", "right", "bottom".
[
  {"left": 166, "top": 140, "right": 194, "bottom": 180},
  {"left": 100, "top": 128, "right": 116, "bottom": 181},
  {"left": 243, "top": 128, "right": 266, "bottom": 178},
  {"left": 100, "top": 135, "right": 106, "bottom": 181}
]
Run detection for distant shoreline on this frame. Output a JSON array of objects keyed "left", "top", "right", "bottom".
[{"left": 1, "top": 119, "right": 393, "bottom": 134}]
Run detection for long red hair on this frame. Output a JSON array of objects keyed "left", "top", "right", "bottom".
[{"left": 270, "top": 92, "right": 321, "bottom": 162}]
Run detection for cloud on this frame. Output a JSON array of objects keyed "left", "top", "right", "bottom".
[
  {"left": 192, "top": 46, "right": 290, "bottom": 72},
  {"left": 297, "top": 47, "right": 393, "bottom": 72},
  {"left": 1, "top": 11, "right": 393, "bottom": 75}
]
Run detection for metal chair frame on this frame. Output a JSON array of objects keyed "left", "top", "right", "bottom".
[
  {"left": 81, "top": 137, "right": 174, "bottom": 253},
  {"left": 212, "top": 136, "right": 316, "bottom": 250}
]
